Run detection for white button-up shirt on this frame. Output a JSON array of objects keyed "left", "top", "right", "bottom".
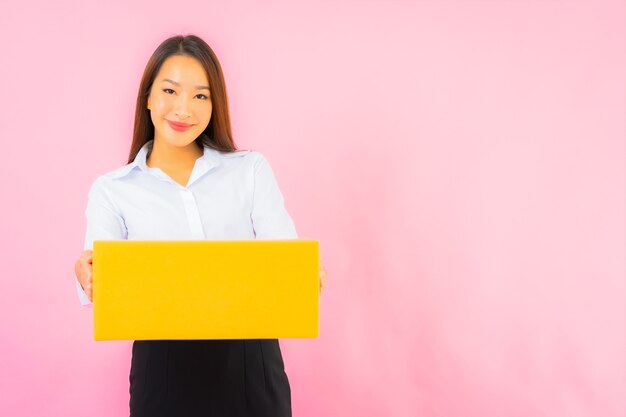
[{"left": 75, "top": 140, "right": 298, "bottom": 305}]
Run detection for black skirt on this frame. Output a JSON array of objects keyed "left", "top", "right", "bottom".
[{"left": 129, "top": 339, "right": 292, "bottom": 417}]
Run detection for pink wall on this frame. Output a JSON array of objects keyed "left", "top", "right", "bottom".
[{"left": 0, "top": 1, "right": 624, "bottom": 416}]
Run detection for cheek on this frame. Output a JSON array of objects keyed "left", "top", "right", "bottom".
[
  {"left": 198, "top": 102, "right": 213, "bottom": 123},
  {"left": 152, "top": 98, "right": 170, "bottom": 114}
]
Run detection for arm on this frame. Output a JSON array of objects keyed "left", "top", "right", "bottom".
[
  {"left": 250, "top": 154, "right": 327, "bottom": 292},
  {"left": 75, "top": 177, "right": 127, "bottom": 306},
  {"left": 250, "top": 153, "right": 298, "bottom": 239}
]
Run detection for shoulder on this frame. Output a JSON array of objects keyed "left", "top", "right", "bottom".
[
  {"left": 100, "top": 163, "right": 137, "bottom": 181},
  {"left": 213, "top": 149, "right": 253, "bottom": 159},
  {"left": 83, "top": 165, "right": 137, "bottom": 203},
  {"left": 209, "top": 148, "right": 271, "bottom": 171},
  {"left": 87, "top": 163, "right": 135, "bottom": 199},
  {"left": 206, "top": 148, "right": 265, "bottom": 165},
  {"left": 240, "top": 150, "right": 271, "bottom": 168}
]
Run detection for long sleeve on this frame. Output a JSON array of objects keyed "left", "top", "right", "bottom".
[
  {"left": 250, "top": 154, "right": 298, "bottom": 239},
  {"left": 76, "top": 176, "right": 128, "bottom": 306}
]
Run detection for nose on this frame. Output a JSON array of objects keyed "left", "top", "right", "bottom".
[{"left": 173, "top": 94, "right": 191, "bottom": 119}]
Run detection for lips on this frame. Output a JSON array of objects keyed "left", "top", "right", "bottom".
[{"left": 167, "top": 120, "right": 194, "bottom": 132}]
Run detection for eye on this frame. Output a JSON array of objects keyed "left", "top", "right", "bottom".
[
  {"left": 162, "top": 88, "right": 175, "bottom": 94},
  {"left": 196, "top": 94, "right": 209, "bottom": 100}
]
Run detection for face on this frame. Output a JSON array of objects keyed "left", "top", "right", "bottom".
[{"left": 146, "top": 55, "right": 212, "bottom": 148}]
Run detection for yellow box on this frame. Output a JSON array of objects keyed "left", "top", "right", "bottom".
[{"left": 93, "top": 239, "right": 319, "bottom": 340}]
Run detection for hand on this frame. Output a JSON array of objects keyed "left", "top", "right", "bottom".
[
  {"left": 319, "top": 260, "right": 328, "bottom": 294},
  {"left": 75, "top": 250, "right": 93, "bottom": 302}
]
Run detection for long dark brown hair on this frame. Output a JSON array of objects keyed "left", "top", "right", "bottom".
[{"left": 127, "top": 34, "right": 238, "bottom": 164}]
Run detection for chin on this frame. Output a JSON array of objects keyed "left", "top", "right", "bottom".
[{"left": 159, "top": 135, "right": 197, "bottom": 148}]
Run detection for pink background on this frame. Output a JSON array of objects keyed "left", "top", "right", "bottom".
[{"left": 1, "top": 1, "right": 624, "bottom": 416}]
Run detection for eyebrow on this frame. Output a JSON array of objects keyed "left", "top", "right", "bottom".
[{"left": 161, "top": 78, "right": 210, "bottom": 91}]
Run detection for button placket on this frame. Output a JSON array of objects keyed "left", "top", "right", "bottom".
[{"left": 179, "top": 188, "right": 205, "bottom": 239}]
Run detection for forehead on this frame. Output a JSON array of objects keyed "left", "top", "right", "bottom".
[{"left": 157, "top": 55, "right": 209, "bottom": 86}]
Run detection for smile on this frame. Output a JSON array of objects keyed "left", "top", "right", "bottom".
[{"left": 167, "top": 120, "right": 194, "bottom": 132}]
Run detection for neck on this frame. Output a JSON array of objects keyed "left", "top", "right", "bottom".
[{"left": 146, "top": 139, "right": 203, "bottom": 171}]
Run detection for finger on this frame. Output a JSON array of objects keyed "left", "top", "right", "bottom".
[
  {"left": 319, "top": 274, "right": 325, "bottom": 293},
  {"left": 320, "top": 267, "right": 327, "bottom": 287},
  {"left": 74, "top": 260, "right": 81, "bottom": 278},
  {"left": 86, "top": 283, "right": 93, "bottom": 299}
]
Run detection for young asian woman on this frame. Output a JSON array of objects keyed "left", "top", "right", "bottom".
[{"left": 73, "top": 34, "right": 328, "bottom": 417}]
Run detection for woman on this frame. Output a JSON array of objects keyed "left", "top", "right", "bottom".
[{"left": 73, "top": 34, "right": 327, "bottom": 417}]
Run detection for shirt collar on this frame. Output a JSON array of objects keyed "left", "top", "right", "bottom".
[{"left": 109, "top": 140, "right": 246, "bottom": 183}]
